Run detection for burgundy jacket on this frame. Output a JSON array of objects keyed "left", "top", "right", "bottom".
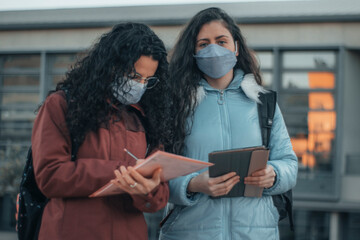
[{"left": 32, "top": 91, "right": 169, "bottom": 240}]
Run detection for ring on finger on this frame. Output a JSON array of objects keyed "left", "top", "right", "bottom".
[{"left": 129, "top": 182, "right": 137, "bottom": 188}]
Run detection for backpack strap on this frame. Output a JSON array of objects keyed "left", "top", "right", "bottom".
[
  {"left": 257, "top": 90, "right": 295, "bottom": 231},
  {"left": 257, "top": 90, "right": 276, "bottom": 148}
]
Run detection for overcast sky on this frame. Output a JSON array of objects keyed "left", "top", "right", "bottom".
[{"left": 0, "top": 0, "right": 298, "bottom": 11}]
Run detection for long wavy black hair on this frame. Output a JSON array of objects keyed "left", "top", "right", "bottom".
[
  {"left": 169, "top": 7, "right": 262, "bottom": 154},
  {"left": 50, "top": 22, "right": 173, "bottom": 151}
]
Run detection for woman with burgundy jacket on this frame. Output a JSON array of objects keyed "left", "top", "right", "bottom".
[{"left": 31, "top": 23, "right": 171, "bottom": 240}]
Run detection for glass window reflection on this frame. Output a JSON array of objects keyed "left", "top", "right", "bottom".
[
  {"left": 283, "top": 51, "right": 336, "bottom": 69},
  {"left": 282, "top": 72, "right": 335, "bottom": 89},
  {"left": 51, "top": 75, "right": 65, "bottom": 87},
  {"left": 47, "top": 53, "right": 78, "bottom": 89},
  {"left": 1, "top": 109, "right": 36, "bottom": 121},
  {"left": 282, "top": 94, "right": 309, "bottom": 109},
  {"left": 281, "top": 50, "right": 337, "bottom": 178},
  {"left": 49, "top": 54, "right": 77, "bottom": 72},
  {"left": 261, "top": 71, "right": 273, "bottom": 88},
  {"left": 3, "top": 75, "right": 39, "bottom": 88},
  {"left": 1, "top": 93, "right": 39, "bottom": 106},
  {"left": 3, "top": 55, "right": 40, "bottom": 70},
  {"left": 255, "top": 51, "right": 273, "bottom": 69}
]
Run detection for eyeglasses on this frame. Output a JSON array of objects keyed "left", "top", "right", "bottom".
[{"left": 127, "top": 72, "right": 160, "bottom": 89}]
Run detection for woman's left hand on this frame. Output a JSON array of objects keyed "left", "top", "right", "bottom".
[
  {"left": 244, "top": 165, "right": 276, "bottom": 189},
  {"left": 111, "top": 165, "right": 162, "bottom": 195}
]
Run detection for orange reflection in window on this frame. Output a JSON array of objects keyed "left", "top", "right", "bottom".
[
  {"left": 309, "top": 93, "right": 334, "bottom": 110},
  {"left": 291, "top": 72, "right": 336, "bottom": 169},
  {"left": 308, "top": 72, "right": 335, "bottom": 89},
  {"left": 308, "top": 112, "right": 336, "bottom": 132}
]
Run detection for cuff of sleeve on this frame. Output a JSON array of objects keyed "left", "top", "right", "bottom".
[
  {"left": 180, "top": 172, "right": 201, "bottom": 206},
  {"left": 131, "top": 185, "right": 159, "bottom": 210},
  {"left": 132, "top": 185, "right": 156, "bottom": 200},
  {"left": 131, "top": 182, "right": 169, "bottom": 213}
]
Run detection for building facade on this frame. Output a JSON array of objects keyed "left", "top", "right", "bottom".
[{"left": 0, "top": 1, "right": 360, "bottom": 239}]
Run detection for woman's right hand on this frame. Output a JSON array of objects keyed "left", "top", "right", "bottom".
[{"left": 187, "top": 171, "right": 240, "bottom": 197}]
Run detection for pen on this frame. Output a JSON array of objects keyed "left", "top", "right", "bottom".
[{"left": 124, "top": 148, "right": 139, "bottom": 161}]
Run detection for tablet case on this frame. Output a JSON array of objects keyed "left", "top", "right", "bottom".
[{"left": 209, "top": 146, "right": 269, "bottom": 198}]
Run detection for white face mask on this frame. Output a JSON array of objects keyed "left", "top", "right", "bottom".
[{"left": 113, "top": 78, "right": 147, "bottom": 105}]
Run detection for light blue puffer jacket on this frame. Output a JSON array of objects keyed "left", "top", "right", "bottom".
[{"left": 160, "top": 70, "right": 298, "bottom": 240}]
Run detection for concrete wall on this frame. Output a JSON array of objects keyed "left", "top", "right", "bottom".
[
  {"left": 241, "top": 22, "right": 360, "bottom": 47},
  {"left": 1, "top": 22, "right": 360, "bottom": 52}
]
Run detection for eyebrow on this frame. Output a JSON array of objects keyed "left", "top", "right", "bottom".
[
  {"left": 196, "top": 35, "right": 230, "bottom": 43},
  {"left": 131, "top": 71, "right": 156, "bottom": 78}
]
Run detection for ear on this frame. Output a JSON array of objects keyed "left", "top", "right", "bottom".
[{"left": 235, "top": 41, "right": 239, "bottom": 57}]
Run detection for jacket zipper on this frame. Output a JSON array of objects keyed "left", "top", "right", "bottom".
[
  {"left": 217, "top": 90, "right": 224, "bottom": 105},
  {"left": 218, "top": 89, "right": 231, "bottom": 239}
]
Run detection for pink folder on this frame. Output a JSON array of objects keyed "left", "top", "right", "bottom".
[{"left": 89, "top": 150, "right": 213, "bottom": 197}]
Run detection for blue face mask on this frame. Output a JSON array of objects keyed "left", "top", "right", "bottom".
[
  {"left": 113, "top": 78, "right": 147, "bottom": 105},
  {"left": 194, "top": 43, "right": 237, "bottom": 79}
]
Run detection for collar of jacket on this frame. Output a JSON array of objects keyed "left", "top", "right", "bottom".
[
  {"left": 196, "top": 69, "right": 268, "bottom": 105},
  {"left": 106, "top": 99, "right": 146, "bottom": 117},
  {"left": 130, "top": 103, "right": 146, "bottom": 117}
]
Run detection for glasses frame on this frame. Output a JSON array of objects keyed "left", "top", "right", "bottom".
[{"left": 127, "top": 72, "right": 160, "bottom": 89}]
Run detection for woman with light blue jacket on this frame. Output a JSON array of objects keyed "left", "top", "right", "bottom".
[{"left": 160, "top": 7, "right": 298, "bottom": 240}]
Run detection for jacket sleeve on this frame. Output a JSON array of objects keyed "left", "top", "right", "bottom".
[
  {"left": 263, "top": 104, "right": 298, "bottom": 195},
  {"left": 32, "top": 93, "right": 121, "bottom": 198},
  {"left": 131, "top": 182, "right": 169, "bottom": 212},
  {"left": 167, "top": 172, "right": 201, "bottom": 206}
]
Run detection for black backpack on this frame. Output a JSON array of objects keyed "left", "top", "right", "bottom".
[
  {"left": 258, "top": 90, "right": 294, "bottom": 231},
  {"left": 17, "top": 89, "right": 78, "bottom": 240}
]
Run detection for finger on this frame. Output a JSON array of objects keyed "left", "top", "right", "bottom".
[
  {"left": 112, "top": 171, "right": 127, "bottom": 188},
  {"left": 133, "top": 168, "right": 162, "bottom": 193},
  {"left": 220, "top": 175, "right": 240, "bottom": 188},
  {"left": 225, "top": 178, "right": 241, "bottom": 194},
  {"left": 250, "top": 169, "right": 267, "bottom": 177},
  {"left": 246, "top": 169, "right": 275, "bottom": 183},
  {"left": 221, "top": 176, "right": 240, "bottom": 195},
  {"left": 244, "top": 176, "right": 262, "bottom": 183},
  {"left": 210, "top": 175, "right": 240, "bottom": 196},
  {"left": 128, "top": 166, "right": 147, "bottom": 185},
  {"left": 120, "top": 166, "right": 137, "bottom": 186},
  {"left": 151, "top": 168, "right": 162, "bottom": 185},
  {"left": 114, "top": 169, "right": 122, "bottom": 179},
  {"left": 245, "top": 176, "right": 275, "bottom": 187},
  {"left": 127, "top": 167, "right": 155, "bottom": 194},
  {"left": 213, "top": 178, "right": 240, "bottom": 197},
  {"left": 211, "top": 172, "right": 237, "bottom": 185}
]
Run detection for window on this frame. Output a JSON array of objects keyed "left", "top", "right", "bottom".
[
  {"left": 46, "top": 53, "right": 78, "bottom": 91},
  {"left": 255, "top": 51, "right": 274, "bottom": 89},
  {"left": 0, "top": 54, "right": 41, "bottom": 145},
  {"left": 280, "top": 50, "right": 338, "bottom": 198},
  {"left": 0, "top": 52, "right": 78, "bottom": 149},
  {"left": 0, "top": 52, "right": 81, "bottom": 231}
]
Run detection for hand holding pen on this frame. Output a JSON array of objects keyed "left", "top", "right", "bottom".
[{"left": 110, "top": 148, "right": 162, "bottom": 195}]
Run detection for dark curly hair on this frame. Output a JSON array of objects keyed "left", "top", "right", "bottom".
[
  {"left": 49, "top": 22, "right": 173, "bottom": 151},
  {"left": 169, "top": 7, "right": 262, "bottom": 154}
]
